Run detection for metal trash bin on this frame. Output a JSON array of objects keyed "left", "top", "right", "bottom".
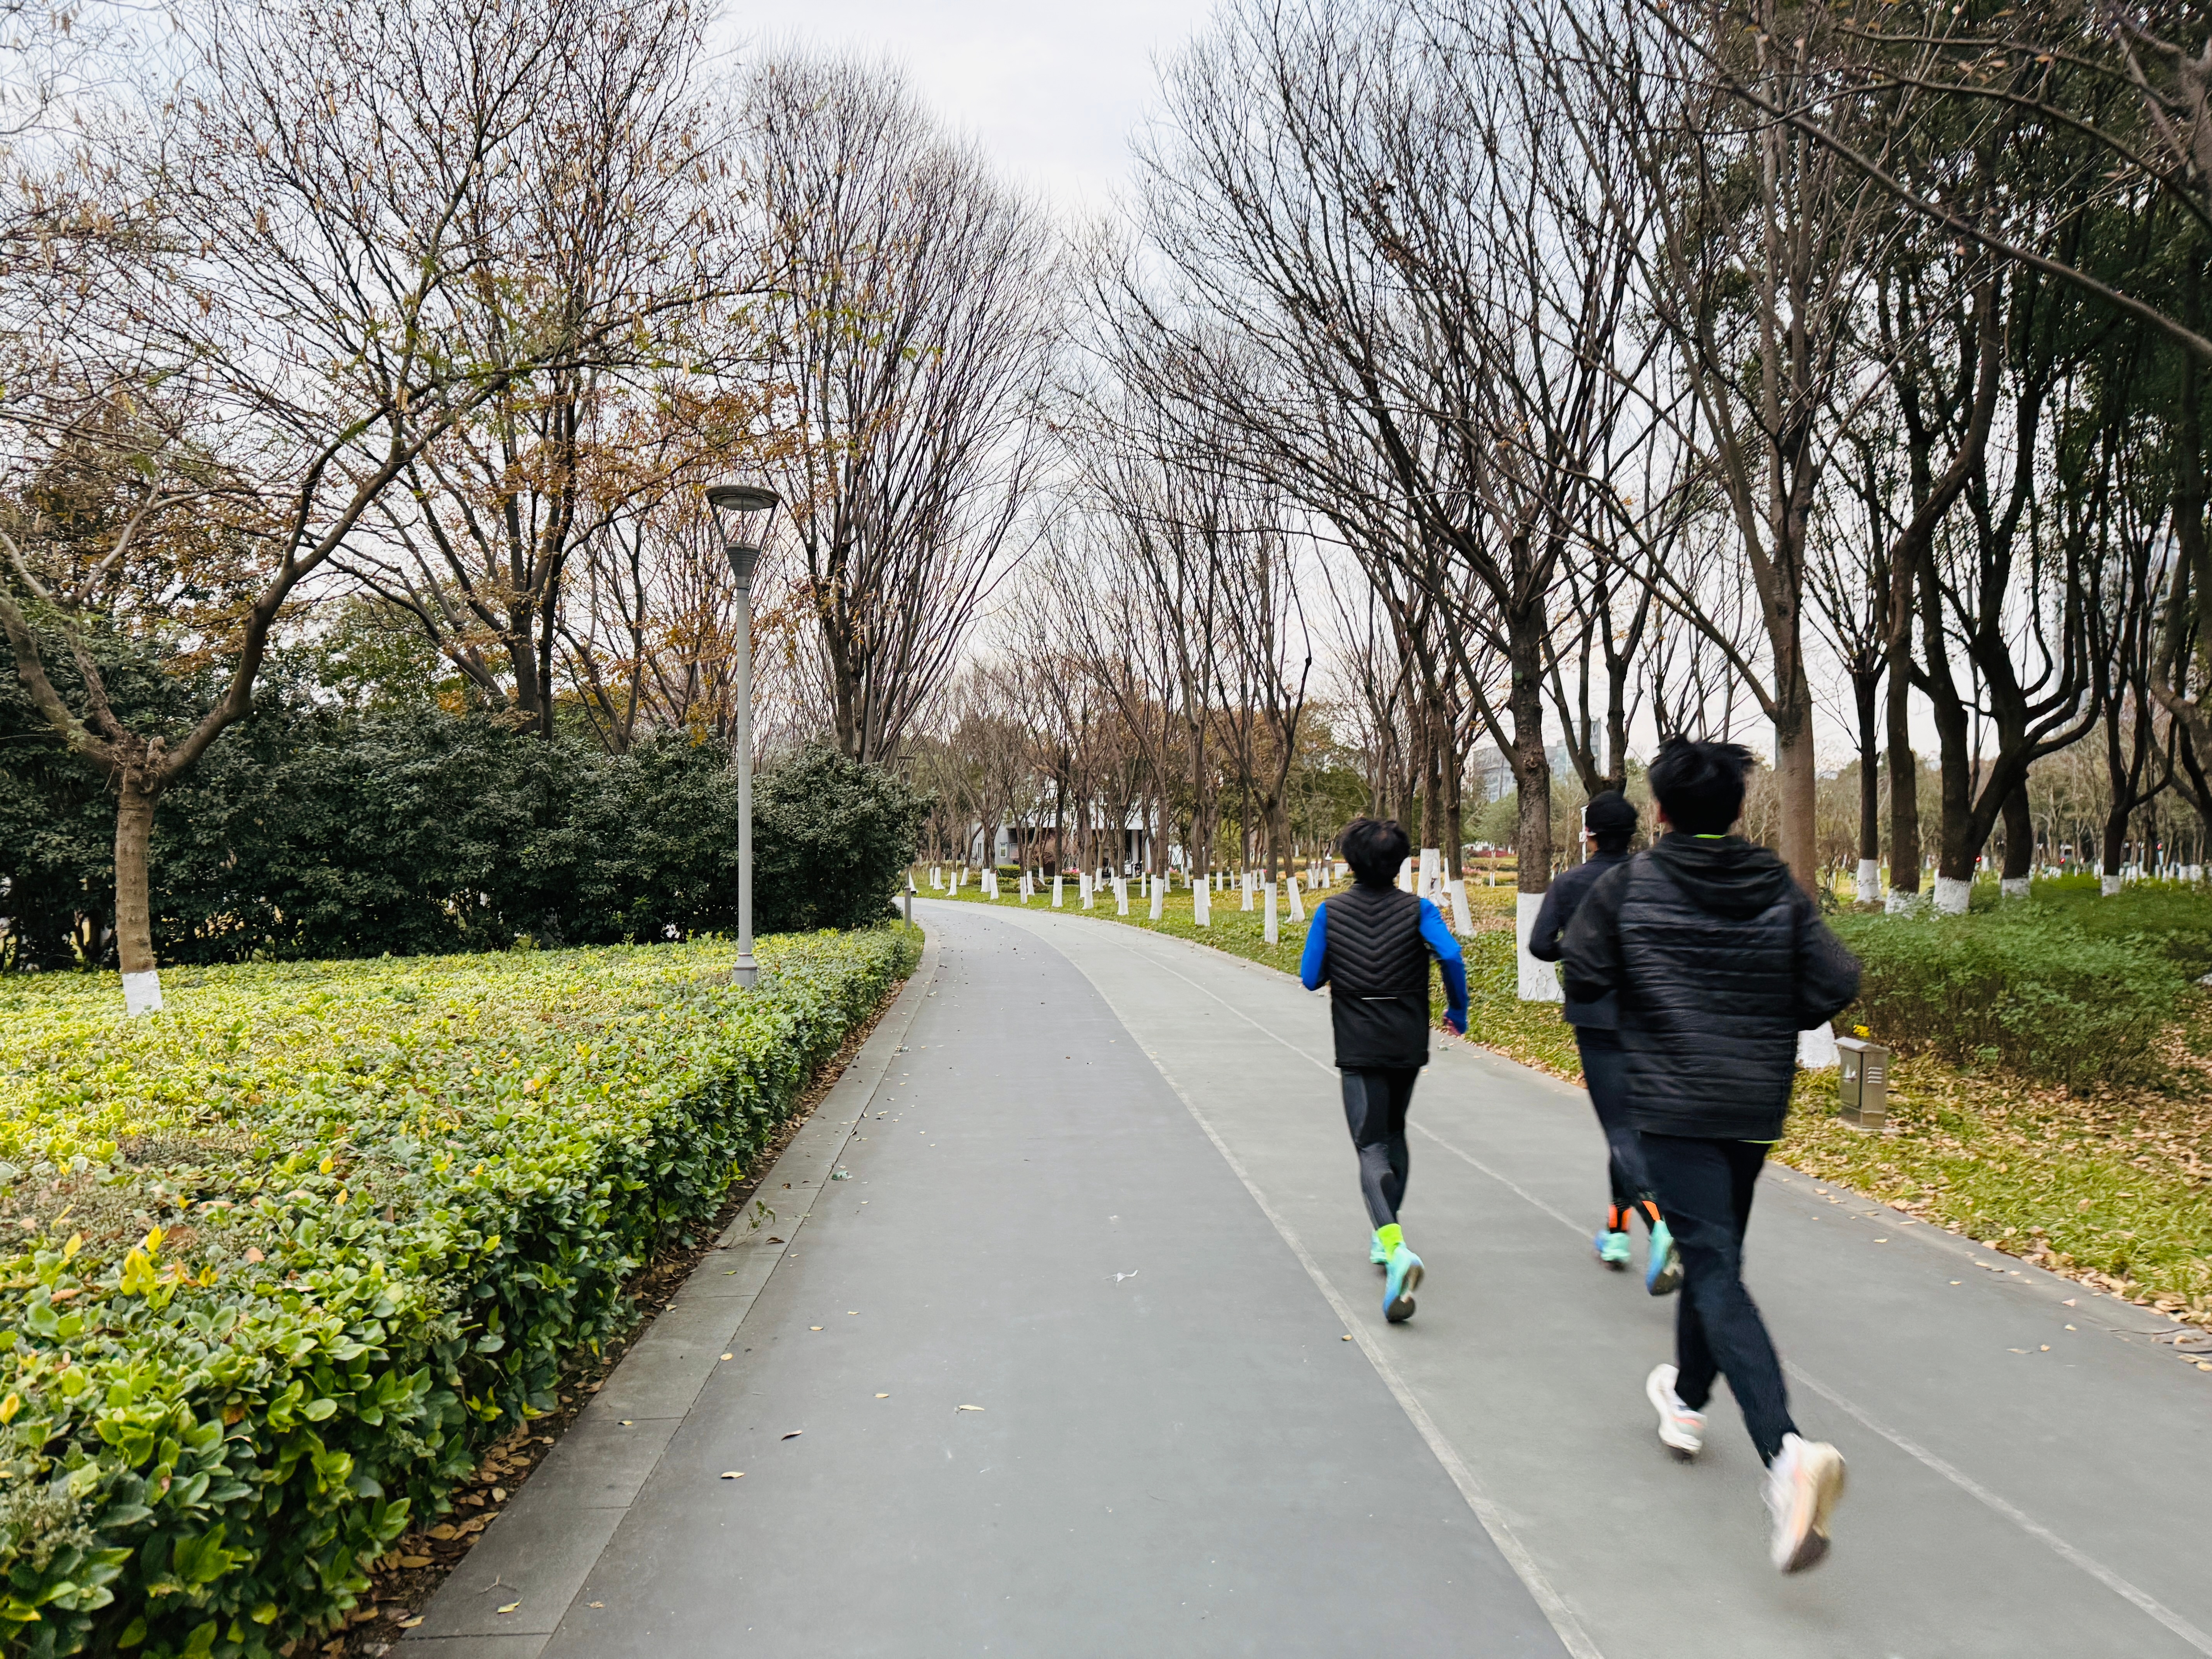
[{"left": 1834, "top": 1036, "right": 1889, "bottom": 1130}]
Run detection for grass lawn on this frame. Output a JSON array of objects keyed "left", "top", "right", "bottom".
[{"left": 933, "top": 873, "right": 2212, "bottom": 1329}]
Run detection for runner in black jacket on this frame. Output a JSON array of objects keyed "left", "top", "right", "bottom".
[
  {"left": 1299, "top": 817, "right": 1467, "bottom": 1325},
  {"left": 1527, "top": 790, "right": 1680, "bottom": 1294},
  {"left": 1562, "top": 738, "right": 1861, "bottom": 1575}
]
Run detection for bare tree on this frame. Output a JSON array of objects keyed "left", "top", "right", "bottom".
[
  {"left": 1573, "top": 0, "right": 1905, "bottom": 887},
  {"left": 333, "top": 0, "right": 744, "bottom": 735},
  {"left": 1, "top": 0, "right": 716, "bottom": 1010},
  {"left": 745, "top": 55, "right": 1054, "bottom": 766}
]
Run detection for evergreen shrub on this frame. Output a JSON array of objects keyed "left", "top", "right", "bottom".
[
  {"left": 753, "top": 743, "right": 928, "bottom": 934},
  {"left": 0, "top": 697, "right": 924, "bottom": 968},
  {"left": 0, "top": 927, "right": 917, "bottom": 1657},
  {"left": 1830, "top": 906, "right": 2185, "bottom": 1088}
]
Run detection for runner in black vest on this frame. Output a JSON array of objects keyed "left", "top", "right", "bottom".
[{"left": 1298, "top": 817, "right": 1467, "bottom": 1324}]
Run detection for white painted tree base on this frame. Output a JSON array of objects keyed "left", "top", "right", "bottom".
[
  {"left": 1263, "top": 884, "right": 1279, "bottom": 944},
  {"left": 1933, "top": 875, "right": 1972, "bottom": 914},
  {"left": 1446, "top": 879, "right": 1472, "bottom": 936},
  {"left": 1516, "top": 891, "right": 1562, "bottom": 1002},
  {"left": 1796, "top": 1022, "right": 1839, "bottom": 1069},
  {"left": 123, "top": 969, "right": 163, "bottom": 1017},
  {"left": 2102, "top": 874, "right": 2123, "bottom": 896},
  {"left": 1052, "top": 879, "right": 1063, "bottom": 908},
  {"left": 1286, "top": 877, "right": 1304, "bottom": 922},
  {"left": 1150, "top": 885, "right": 1164, "bottom": 921},
  {"left": 1884, "top": 888, "right": 1928, "bottom": 915},
  {"left": 1856, "top": 859, "right": 1881, "bottom": 902},
  {"left": 2000, "top": 877, "right": 2030, "bottom": 899},
  {"left": 1194, "top": 888, "right": 1211, "bottom": 927}
]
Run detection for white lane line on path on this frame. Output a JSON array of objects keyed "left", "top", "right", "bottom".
[
  {"left": 1054, "top": 940, "right": 1603, "bottom": 1659},
  {"left": 1130, "top": 1043, "right": 1601, "bottom": 1659},
  {"left": 1091, "top": 924, "right": 2212, "bottom": 1659}
]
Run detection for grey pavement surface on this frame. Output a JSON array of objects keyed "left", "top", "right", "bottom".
[{"left": 411, "top": 898, "right": 2212, "bottom": 1658}]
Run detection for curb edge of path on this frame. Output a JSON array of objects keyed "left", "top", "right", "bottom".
[{"left": 401, "top": 928, "right": 940, "bottom": 1657}]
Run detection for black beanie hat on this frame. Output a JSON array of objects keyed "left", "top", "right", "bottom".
[{"left": 1585, "top": 790, "right": 1637, "bottom": 836}]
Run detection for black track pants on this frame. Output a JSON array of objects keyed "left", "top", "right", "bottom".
[
  {"left": 1576, "top": 1031, "right": 1656, "bottom": 1217},
  {"left": 1340, "top": 1067, "right": 1419, "bottom": 1230},
  {"left": 1640, "top": 1132, "right": 1800, "bottom": 1464}
]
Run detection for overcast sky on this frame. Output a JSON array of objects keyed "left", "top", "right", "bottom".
[
  {"left": 712, "top": 0, "right": 1212, "bottom": 218},
  {"left": 703, "top": 0, "right": 1891, "bottom": 770}
]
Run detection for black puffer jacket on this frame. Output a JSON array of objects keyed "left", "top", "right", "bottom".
[
  {"left": 1560, "top": 835, "right": 1860, "bottom": 1140},
  {"left": 1525, "top": 848, "right": 1630, "bottom": 1029}
]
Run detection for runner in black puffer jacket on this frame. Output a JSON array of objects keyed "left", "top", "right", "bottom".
[
  {"left": 1562, "top": 832, "right": 1860, "bottom": 1141},
  {"left": 1561, "top": 737, "right": 1860, "bottom": 1578}
]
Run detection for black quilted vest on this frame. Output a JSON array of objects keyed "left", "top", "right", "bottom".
[{"left": 1319, "top": 882, "right": 1432, "bottom": 1070}]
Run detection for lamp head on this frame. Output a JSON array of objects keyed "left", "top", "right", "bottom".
[{"left": 705, "top": 483, "right": 780, "bottom": 587}]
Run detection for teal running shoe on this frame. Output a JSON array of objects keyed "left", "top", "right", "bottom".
[
  {"left": 1596, "top": 1228, "right": 1632, "bottom": 1269},
  {"left": 1645, "top": 1216, "right": 1683, "bottom": 1296},
  {"left": 1383, "top": 1244, "right": 1424, "bottom": 1322},
  {"left": 1370, "top": 1231, "right": 1389, "bottom": 1268}
]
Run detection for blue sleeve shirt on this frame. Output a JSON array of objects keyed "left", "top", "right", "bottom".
[{"left": 1301, "top": 896, "right": 1468, "bottom": 1027}]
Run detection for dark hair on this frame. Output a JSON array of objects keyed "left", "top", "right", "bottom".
[
  {"left": 1647, "top": 737, "right": 1751, "bottom": 835},
  {"left": 1585, "top": 789, "right": 1637, "bottom": 855},
  {"left": 1340, "top": 817, "right": 1411, "bottom": 886}
]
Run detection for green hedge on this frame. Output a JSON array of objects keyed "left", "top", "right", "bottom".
[
  {"left": 0, "top": 927, "right": 917, "bottom": 1658},
  {"left": 1831, "top": 905, "right": 2186, "bottom": 1088}
]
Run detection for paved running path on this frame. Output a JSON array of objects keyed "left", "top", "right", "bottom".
[{"left": 411, "top": 899, "right": 2212, "bottom": 1659}]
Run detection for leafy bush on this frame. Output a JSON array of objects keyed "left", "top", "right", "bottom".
[
  {"left": 0, "top": 927, "right": 917, "bottom": 1657},
  {"left": 1831, "top": 906, "right": 2185, "bottom": 1087},
  {"left": 2, "top": 689, "right": 925, "bottom": 968},
  {"left": 754, "top": 743, "right": 927, "bottom": 933}
]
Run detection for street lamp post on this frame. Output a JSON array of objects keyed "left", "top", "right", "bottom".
[{"left": 706, "top": 483, "right": 781, "bottom": 988}]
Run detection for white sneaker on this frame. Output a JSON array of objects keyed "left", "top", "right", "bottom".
[
  {"left": 1645, "top": 1363, "right": 1705, "bottom": 1458},
  {"left": 1764, "top": 1432, "right": 1847, "bottom": 1572}
]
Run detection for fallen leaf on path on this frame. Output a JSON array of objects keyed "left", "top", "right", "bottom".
[
  {"left": 782, "top": 1431, "right": 802, "bottom": 1439},
  {"left": 876, "top": 1393, "right": 889, "bottom": 1398},
  {"left": 720, "top": 1353, "right": 733, "bottom": 1360},
  {"left": 397, "top": 1618, "right": 423, "bottom": 1630},
  {"left": 720, "top": 1471, "right": 744, "bottom": 1479},
  {"left": 811, "top": 1326, "right": 824, "bottom": 1331},
  {"left": 589, "top": 1603, "right": 604, "bottom": 1609},
  {"left": 496, "top": 1602, "right": 520, "bottom": 1615},
  {"left": 1341, "top": 1335, "right": 1352, "bottom": 1341},
  {"left": 957, "top": 1405, "right": 984, "bottom": 1412},
  {"left": 427, "top": 1525, "right": 459, "bottom": 1541}
]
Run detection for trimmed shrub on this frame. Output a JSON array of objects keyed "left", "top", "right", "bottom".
[
  {"left": 1830, "top": 907, "right": 2184, "bottom": 1088},
  {"left": 754, "top": 743, "right": 927, "bottom": 933},
  {"left": 0, "top": 926, "right": 917, "bottom": 1657}
]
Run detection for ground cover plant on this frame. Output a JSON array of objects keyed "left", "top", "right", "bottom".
[
  {"left": 0, "top": 927, "right": 919, "bottom": 1658},
  {"left": 937, "top": 875, "right": 2212, "bottom": 1327}
]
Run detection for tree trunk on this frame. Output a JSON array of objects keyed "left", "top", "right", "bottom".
[
  {"left": 1927, "top": 679, "right": 1975, "bottom": 911},
  {"left": 1771, "top": 664, "right": 1821, "bottom": 899},
  {"left": 115, "top": 769, "right": 163, "bottom": 1015},
  {"left": 1884, "top": 601, "right": 1922, "bottom": 907},
  {"left": 1854, "top": 663, "right": 1882, "bottom": 902},
  {"left": 2000, "top": 782, "right": 2033, "bottom": 896},
  {"left": 1508, "top": 615, "right": 1558, "bottom": 1001},
  {"left": 1420, "top": 697, "right": 1442, "bottom": 854}
]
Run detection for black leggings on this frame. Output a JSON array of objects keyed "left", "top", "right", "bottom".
[
  {"left": 1340, "top": 1068, "right": 1419, "bottom": 1230},
  {"left": 1576, "top": 1032, "right": 1656, "bottom": 1218}
]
